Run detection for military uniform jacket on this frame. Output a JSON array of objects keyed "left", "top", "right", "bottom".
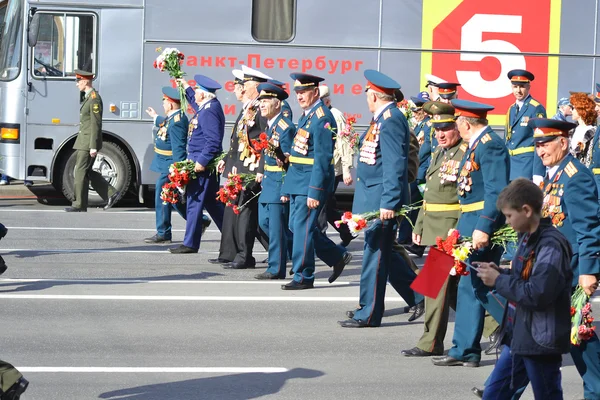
[
  {"left": 258, "top": 113, "right": 295, "bottom": 204},
  {"left": 589, "top": 129, "right": 600, "bottom": 197},
  {"left": 223, "top": 97, "right": 267, "bottom": 176},
  {"left": 281, "top": 100, "right": 293, "bottom": 121},
  {"left": 74, "top": 88, "right": 103, "bottom": 151},
  {"left": 456, "top": 127, "right": 510, "bottom": 236},
  {"left": 184, "top": 88, "right": 225, "bottom": 171},
  {"left": 150, "top": 110, "right": 189, "bottom": 174},
  {"left": 281, "top": 100, "right": 336, "bottom": 202},
  {"left": 352, "top": 103, "right": 410, "bottom": 214},
  {"left": 416, "top": 118, "right": 436, "bottom": 182},
  {"left": 541, "top": 154, "right": 600, "bottom": 283},
  {"left": 505, "top": 95, "right": 546, "bottom": 180},
  {"left": 414, "top": 140, "right": 467, "bottom": 245}
]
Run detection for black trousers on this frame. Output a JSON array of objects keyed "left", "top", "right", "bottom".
[
  {"left": 218, "top": 185, "right": 266, "bottom": 265},
  {"left": 318, "top": 175, "right": 354, "bottom": 242}
]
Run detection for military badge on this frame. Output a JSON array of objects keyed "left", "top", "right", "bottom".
[
  {"left": 157, "top": 126, "right": 167, "bottom": 141},
  {"left": 93, "top": 104, "right": 100, "bottom": 114}
]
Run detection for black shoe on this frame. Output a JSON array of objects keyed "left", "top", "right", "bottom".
[
  {"left": 64, "top": 206, "right": 86, "bottom": 212},
  {"left": 329, "top": 252, "right": 352, "bottom": 283},
  {"left": 281, "top": 280, "right": 314, "bottom": 290},
  {"left": 338, "top": 319, "right": 369, "bottom": 328},
  {"left": 407, "top": 300, "right": 425, "bottom": 322},
  {"left": 0, "top": 224, "right": 7, "bottom": 240},
  {"left": 3, "top": 376, "right": 29, "bottom": 400},
  {"left": 432, "top": 356, "right": 479, "bottom": 367},
  {"left": 0, "top": 256, "right": 6, "bottom": 275},
  {"left": 401, "top": 347, "right": 441, "bottom": 357},
  {"left": 405, "top": 244, "right": 426, "bottom": 258},
  {"left": 144, "top": 234, "right": 171, "bottom": 244},
  {"left": 208, "top": 258, "right": 231, "bottom": 264},
  {"left": 472, "top": 387, "right": 484, "bottom": 398},
  {"left": 223, "top": 261, "right": 255, "bottom": 270},
  {"left": 168, "top": 245, "right": 198, "bottom": 254},
  {"left": 289, "top": 268, "right": 294, "bottom": 276},
  {"left": 484, "top": 327, "right": 501, "bottom": 355},
  {"left": 201, "top": 218, "right": 212, "bottom": 235},
  {"left": 254, "top": 272, "right": 284, "bottom": 280},
  {"left": 104, "top": 192, "right": 120, "bottom": 210}
]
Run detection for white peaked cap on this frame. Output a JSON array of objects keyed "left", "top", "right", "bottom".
[
  {"left": 241, "top": 64, "right": 272, "bottom": 81},
  {"left": 232, "top": 69, "right": 244, "bottom": 81},
  {"left": 425, "top": 74, "right": 447, "bottom": 84},
  {"left": 319, "top": 85, "right": 330, "bottom": 98}
]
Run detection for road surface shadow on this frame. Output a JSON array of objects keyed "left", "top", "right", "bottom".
[{"left": 98, "top": 368, "right": 324, "bottom": 400}]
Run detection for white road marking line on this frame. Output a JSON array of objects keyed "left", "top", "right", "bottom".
[
  {"left": 0, "top": 209, "right": 155, "bottom": 214},
  {"left": 1, "top": 248, "right": 268, "bottom": 255},
  {"left": 7, "top": 227, "right": 183, "bottom": 232},
  {"left": 0, "top": 294, "right": 406, "bottom": 302},
  {"left": 0, "top": 278, "right": 354, "bottom": 286},
  {"left": 17, "top": 367, "right": 288, "bottom": 373}
]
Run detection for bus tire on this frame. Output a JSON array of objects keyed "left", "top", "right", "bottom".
[{"left": 59, "top": 142, "right": 132, "bottom": 207}]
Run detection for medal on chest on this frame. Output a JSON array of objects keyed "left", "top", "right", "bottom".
[
  {"left": 292, "top": 128, "right": 310, "bottom": 156},
  {"left": 541, "top": 174, "right": 565, "bottom": 226},
  {"left": 457, "top": 148, "right": 479, "bottom": 196},
  {"left": 188, "top": 116, "right": 198, "bottom": 138},
  {"left": 439, "top": 156, "right": 459, "bottom": 184},
  {"left": 359, "top": 123, "right": 380, "bottom": 165},
  {"left": 157, "top": 125, "right": 167, "bottom": 141}
]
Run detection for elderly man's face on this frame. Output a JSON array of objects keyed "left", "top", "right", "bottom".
[
  {"left": 295, "top": 87, "right": 319, "bottom": 109},
  {"left": 436, "top": 125, "right": 461, "bottom": 148},
  {"left": 259, "top": 98, "right": 279, "bottom": 119},
  {"left": 535, "top": 137, "right": 569, "bottom": 167}
]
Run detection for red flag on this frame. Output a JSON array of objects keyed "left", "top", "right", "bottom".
[{"left": 410, "top": 247, "right": 455, "bottom": 299}]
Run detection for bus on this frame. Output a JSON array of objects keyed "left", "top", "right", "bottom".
[{"left": 0, "top": 0, "right": 598, "bottom": 205}]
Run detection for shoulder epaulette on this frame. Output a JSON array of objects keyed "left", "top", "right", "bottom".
[
  {"left": 564, "top": 161, "right": 578, "bottom": 177},
  {"left": 91, "top": 91, "right": 97, "bottom": 99},
  {"left": 459, "top": 143, "right": 468, "bottom": 152},
  {"left": 277, "top": 119, "right": 289, "bottom": 130},
  {"left": 383, "top": 109, "right": 392, "bottom": 120},
  {"left": 174, "top": 113, "right": 180, "bottom": 122},
  {"left": 480, "top": 133, "right": 491, "bottom": 144},
  {"left": 529, "top": 99, "right": 540, "bottom": 107},
  {"left": 205, "top": 103, "right": 211, "bottom": 109},
  {"left": 315, "top": 107, "right": 325, "bottom": 119}
]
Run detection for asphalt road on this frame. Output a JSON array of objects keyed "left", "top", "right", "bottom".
[{"left": 0, "top": 186, "right": 594, "bottom": 400}]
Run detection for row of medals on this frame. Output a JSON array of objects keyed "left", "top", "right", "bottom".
[
  {"left": 359, "top": 130, "right": 379, "bottom": 165},
  {"left": 541, "top": 183, "right": 564, "bottom": 218},
  {"left": 266, "top": 130, "right": 280, "bottom": 159},
  {"left": 293, "top": 128, "right": 310, "bottom": 156},
  {"left": 237, "top": 112, "right": 260, "bottom": 170},
  {"left": 439, "top": 158, "right": 459, "bottom": 184},
  {"left": 457, "top": 159, "right": 477, "bottom": 196},
  {"left": 157, "top": 125, "right": 167, "bottom": 141}
]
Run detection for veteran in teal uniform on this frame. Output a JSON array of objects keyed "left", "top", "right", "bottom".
[
  {"left": 267, "top": 79, "right": 293, "bottom": 121},
  {"left": 432, "top": 99, "right": 510, "bottom": 367},
  {"left": 530, "top": 118, "right": 600, "bottom": 400},
  {"left": 143, "top": 87, "right": 188, "bottom": 243},
  {"left": 254, "top": 83, "right": 295, "bottom": 280},
  {"left": 280, "top": 73, "right": 351, "bottom": 290},
  {"left": 337, "top": 70, "right": 423, "bottom": 328},
  {"left": 505, "top": 69, "right": 547, "bottom": 181},
  {"left": 437, "top": 82, "right": 460, "bottom": 104}
]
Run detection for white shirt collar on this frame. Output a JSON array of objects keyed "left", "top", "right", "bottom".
[
  {"left": 547, "top": 155, "right": 569, "bottom": 180},
  {"left": 468, "top": 126, "right": 488, "bottom": 148},
  {"left": 303, "top": 100, "right": 322, "bottom": 115},
  {"left": 166, "top": 109, "right": 179, "bottom": 118},
  {"left": 373, "top": 102, "right": 394, "bottom": 121},
  {"left": 267, "top": 113, "right": 281, "bottom": 129},
  {"left": 84, "top": 88, "right": 93, "bottom": 97}
]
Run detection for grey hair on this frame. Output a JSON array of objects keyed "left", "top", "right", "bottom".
[
  {"left": 369, "top": 89, "right": 395, "bottom": 102},
  {"left": 458, "top": 116, "right": 488, "bottom": 127}
]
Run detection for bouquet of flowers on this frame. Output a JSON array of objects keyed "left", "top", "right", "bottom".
[
  {"left": 206, "top": 152, "right": 226, "bottom": 174},
  {"left": 250, "top": 133, "right": 269, "bottom": 155},
  {"left": 571, "top": 285, "right": 596, "bottom": 346},
  {"left": 216, "top": 173, "right": 257, "bottom": 214},
  {"left": 154, "top": 47, "right": 187, "bottom": 112},
  {"left": 334, "top": 203, "right": 422, "bottom": 234},
  {"left": 338, "top": 116, "right": 360, "bottom": 154},
  {"left": 160, "top": 160, "right": 197, "bottom": 204},
  {"left": 398, "top": 99, "right": 416, "bottom": 128}
]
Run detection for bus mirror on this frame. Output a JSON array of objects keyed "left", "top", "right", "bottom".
[{"left": 27, "top": 10, "right": 40, "bottom": 47}]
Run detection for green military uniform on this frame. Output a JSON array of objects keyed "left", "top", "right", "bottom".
[
  {"left": 0, "top": 359, "right": 26, "bottom": 396},
  {"left": 407, "top": 102, "right": 496, "bottom": 356},
  {"left": 71, "top": 70, "right": 116, "bottom": 210}
]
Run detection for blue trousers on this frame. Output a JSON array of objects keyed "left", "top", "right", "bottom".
[
  {"left": 155, "top": 173, "right": 187, "bottom": 239},
  {"left": 483, "top": 346, "right": 563, "bottom": 400},
  {"left": 353, "top": 219, "right": 423, "bottom": 326},
  {"left": 289, "top": 194, "right": 345, "bottom": 284},
  {"left": 448, "top": 244, "right": 504, "bottom": 362},
  {"left": 183, "top": 173, "right": 224, "bottom": 250},
  {"left": 259, "top": 202, "right": 289, "bottom": 278}
]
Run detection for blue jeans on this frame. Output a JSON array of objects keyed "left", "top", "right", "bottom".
[{"left": 483, "top": 346, "right": 563, "bottom": 400}]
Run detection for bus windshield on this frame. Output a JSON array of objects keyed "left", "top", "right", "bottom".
[{"left": 0, "top": 0, "right": 22, "bottom": 81}]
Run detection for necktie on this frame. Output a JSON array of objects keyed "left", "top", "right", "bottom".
[{"left": 515, "top": 104, "right": 520, "bottom": 114}]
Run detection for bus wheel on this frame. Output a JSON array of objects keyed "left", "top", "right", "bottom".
[{"left": 59, "top": 142, "right": 132, "bottom": 207}]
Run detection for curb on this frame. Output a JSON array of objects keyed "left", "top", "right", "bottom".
[{"left": 0, "top": 182, "right": 56, "bottom": 198}]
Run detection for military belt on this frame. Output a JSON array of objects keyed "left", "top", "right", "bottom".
[
  {"left": 289, "top": 155, "right": 334, "bottom": 165},
  {"left": 508, "top": 146, "right": 534, "bottom": 156},
  {"left": 593, "top": 168, "right": 600, "bottom": 175},
  {"left": 423, "top": 202, "right": 461, "bottom": 212},
  {"left": 460, "top": 201, "right": 485, "bottom": 213},
  {"left": 154, "top": 147, "right": 173, "bottom": 156},
  {"left": 264, "top": 165, "right": 284, "bottom": 172}
]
